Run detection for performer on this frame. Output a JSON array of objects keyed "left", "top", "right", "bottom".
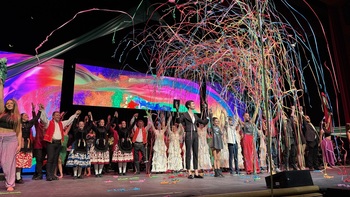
[
  {"left": 89, "top": 112, "right": 111, "bottom": 177},
  {"left": 261, "top": 110, "right": 281, "bottom": 173},
  {"left": 148, "top": 111, "right": 168, "bottom": 173},
  {"left": 0, "top": 58, "right": 22, "bottom": 191},
  {"left": 15, "top": 103, "right": 41, "bottom": 184},
  {"left": 111, "top": 111, "right": 137, "bottom": 175},
  {"left": 321, "top": 132, "right": 336, "bottom": 168},
  {"left": 281, "top": 107, "right": 298, "bottom": 171},
  {"left": 197, "top": 123, "right": 212, "bottom": 171},
  {"left": 40, "top": 107, "right": 81, "bottom": 181},
  {"left": 239, "top": 110, "right": 260, "bottom": 175},
  {"left": 66, "top": 113, "right": 92, "bottom": 179},
  {"left": 219, "top": 113, "right": 229, "bottom": 170},
  {"left": 85, "top": 125, "right": 95, "bottom": 177},
  {"left": 167, "top": 115, "right": 184, "bottom": 172},
  {"left": 208, "top": 110, "right": 224, "bottom": 178},
  {"left": 56, "top": 122, "right": 71, "bottom": 178},
  {"left": 131, "top": 113, "right": 151, "bottom": 174},
  {"left": 176, "top": 100, "right": 209, "bottom": 179},
  {"left": 32, "top": 111, "right": 46, "bottom": 180},
  {"left": 295, "top": 106, "right": 307, "bottom": 170},
  {"left": 225, "top": 113, "right": 240, "bottom": 175},
  {"left": 301, "top": 112, "right": 320, "bottom": 171}
]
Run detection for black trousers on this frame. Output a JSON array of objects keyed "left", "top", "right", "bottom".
[
  {"left": 228, "top": 143, "right": 239, "bottom": 173},
  {"left": 46, "top": 140, "right": 62, "bottom": 179},
  {"left": 306, "top": 141, "right": 319, "bottom": 169},
  {"left": 33, "top": 148, "right": 47, "bottom": 176},
  {"left": 283, "top": 143, "right": 297, "bottom": 168},
  {"left": 133, "top": 142, "right": 147, "bottom": 172},
  {"left": 185, "top": 131, "right": 198, "bottom": 170}
]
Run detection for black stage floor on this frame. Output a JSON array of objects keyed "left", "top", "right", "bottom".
[{"left": 1, "top": 167, "right": 350, "bottom": 197}]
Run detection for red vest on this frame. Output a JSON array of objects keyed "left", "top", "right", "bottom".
[
  {"left": 132, "top": 127, "right": 147, "bottom": 143},
  {"left": 44, "top": 120, "right": 64, "bottom": 143}
]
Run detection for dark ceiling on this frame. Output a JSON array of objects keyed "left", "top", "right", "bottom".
[{"left": 0, "top": 0, "right": 329, "bottom": 65}]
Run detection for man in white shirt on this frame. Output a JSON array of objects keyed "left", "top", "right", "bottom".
[
  {"left": 40, "top": 107, "right": 81, "bottom": 181},
  {"left": 226, "top": 115, "right": 240, "bottom": 175}
]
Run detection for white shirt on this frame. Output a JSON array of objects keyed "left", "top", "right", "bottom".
[{"left": 226, "top": 116, "right": 239, "bottom": 144}]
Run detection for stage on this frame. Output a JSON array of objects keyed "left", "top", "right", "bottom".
[{"left": 1, "top": 167, "right": 350, "bottom": 197}]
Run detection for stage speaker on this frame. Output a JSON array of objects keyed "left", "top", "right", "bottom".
[{"left": 265, "top": 170, "right": 313, "bottom": 188}]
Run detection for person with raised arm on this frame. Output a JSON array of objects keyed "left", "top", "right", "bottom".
[
  {"left": 239, "top": 106, "right": 261, "bottom": 175},
  {"left": 66, "top": 112, "right": 93, "bottom": 179},
  {"left": 0, "top": 58, "right": 22, "bottom": 191},
  {"left": 130, "top": 113, "right": 151, "bottom": 174},
  {"left": 148, "top": 111, "right": 168, "bottom": 173},
  {"left": 208, "top": 109, "right": 225, "bottom": 177},
  {"left": 176, "top": 100, "right": 209, "bottom": 179},
  {"left": 225, "top": 109, "right": 240, "bottom": 175},
  {"left": 15, "top": 103, "right": 42, "bottom": 184},
  {"left": 40, "top": 106, "right": 81, "bottom": 181},
  {"left": 167, "top": 112, "right": 184, "bottom": 172},
  {"left": 111, "top": 111, "right": 137, "bottom": 175},
  {"left": 89, "top": 112, "right": 111, "bottom": 177}
]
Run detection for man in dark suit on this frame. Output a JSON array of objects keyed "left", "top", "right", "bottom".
[
  {"left": 301, "top": 113, "right": 320, "bottom": 171},
  {"left": 176, "top": 100, "right": 209, "bottom": 179}
]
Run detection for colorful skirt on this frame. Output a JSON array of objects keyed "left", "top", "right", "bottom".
[
  {"left": 66, "top": 151, "right": 91, "bottom": 168},
  {"left": 89, "top": 145, "right": 110, "bottom": 164},
  {"left": 16, "top": 151, "right": 33, "bottom": 168},
  {"left": 111, "top": 144, "right": 133, "bottom": 162}
]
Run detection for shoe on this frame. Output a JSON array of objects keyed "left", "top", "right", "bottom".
[
  {"left": 6, "top": 187, "right": 14, "bottom": 192},
  {"left": 194, "top": 175, "right": 203, "bottom": 178},
  {"left": 15, "top": 179, "right": 24, "bottom": 184},
  {"left": 123, "top": 173, "right": 126, "bottom": 176},
  {"left": 32, "top": 174, "right": 38, "bottom": 180},
  {"left": 98, "top": 174, "right": 103, "bottom": 177},
  {"left": 291, "top": 165, "right": 298, "bottom": 171},
  {"left": 52, "top": 176, "right": 59, "bottom": 180},
  {"left": 135, "top": 171, "right": 140, "bottom": 175},
  {"left": 73, "top": 176, "right": 78, "bottom": 180},
  {"left": 218, "top": 170, "right": 225, "bottom": 177},
  {"left": 46, "top": 178, "right": 53, "bottom": 181},
  {"left": 34, "top": 175, "right": 43, "bottom": 180},
  {"left": 77, "top": 176, "right": 83, "bottom": 179},
  {"left": 188, "top": 175, "right": 194, "bottom": 179}
]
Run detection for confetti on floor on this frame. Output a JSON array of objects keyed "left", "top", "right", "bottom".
[
  {"left": 0, "top": 191, "right": 21, "bottom": 195},
  {"left": 107, "top": 187, "right": 140, "bottom": 192}
]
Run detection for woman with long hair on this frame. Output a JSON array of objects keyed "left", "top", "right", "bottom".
[
  {"left": 15, "top": 103, "right": 41, "bottom": 183},
  {"left": 208, "top": 111, "right": 224, "bottom": 177},
  {"left": 0, "top": 58, "right": 22, "bottom": 192}
]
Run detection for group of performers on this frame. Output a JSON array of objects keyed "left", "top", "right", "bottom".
[{"left": 0, "top": 60, "right": 348, "bottom": 192}]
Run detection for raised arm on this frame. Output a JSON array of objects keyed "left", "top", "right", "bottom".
[
  {"left": 147, "top": 112, "right": 156, "bottom": 132},
  {"left": 39, "top": 104, "right": 49, "bottom": 129},
  {"left": 62, "top": 110, "right": 81, "bottom": 128}
]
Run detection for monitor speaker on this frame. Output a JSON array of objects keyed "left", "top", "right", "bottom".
[{"left": 265, "top": 170, "right": 313, "bottom": 188}]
